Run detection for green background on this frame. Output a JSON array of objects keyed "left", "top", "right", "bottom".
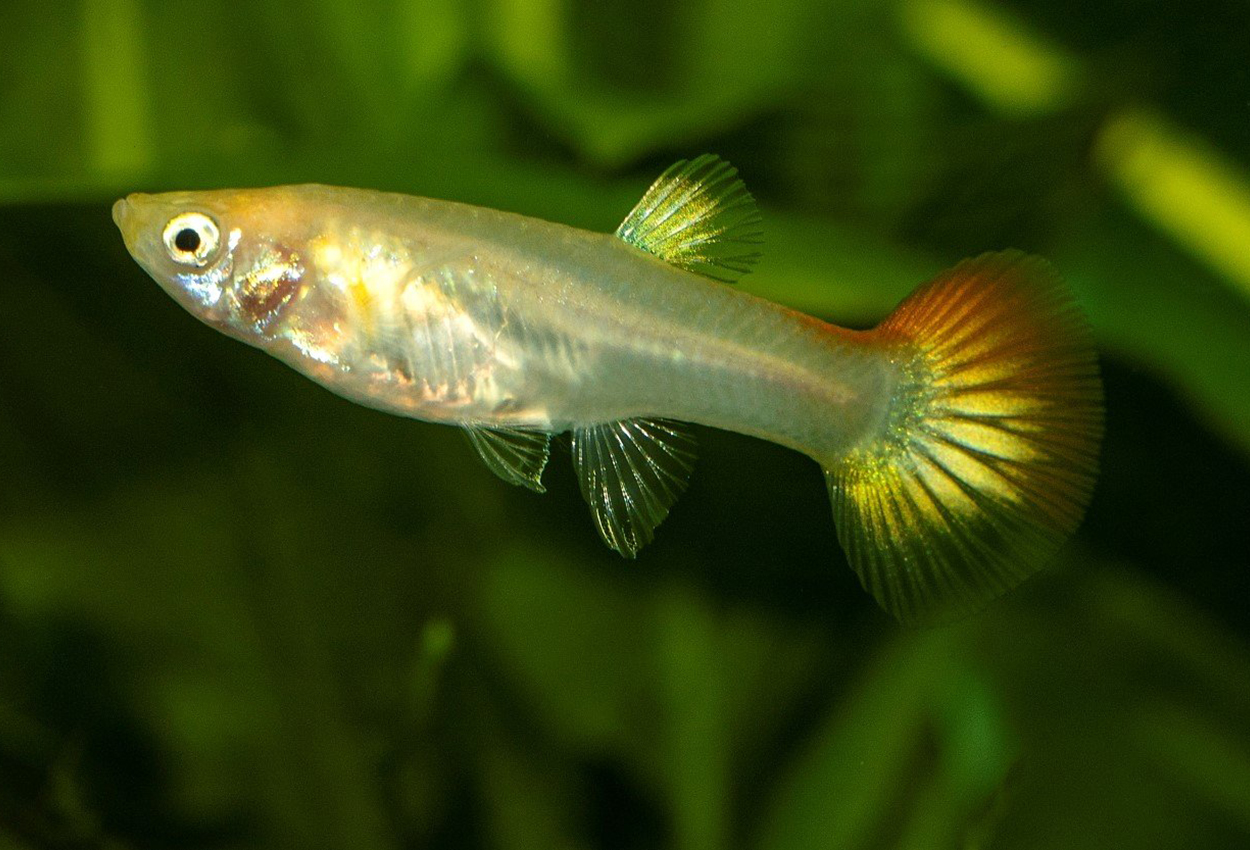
[{"left": 2, "top": 0, "right": 1249, "bottom": 848}]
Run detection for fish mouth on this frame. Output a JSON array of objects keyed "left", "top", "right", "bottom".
[
  {"left": 112, "top": 195, "right": 138, "bottom": 251},
  {"left": 111, "top": 196, "right": 129, "bottom": 228}
]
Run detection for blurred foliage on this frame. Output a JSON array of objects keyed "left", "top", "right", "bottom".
[{"left": 1, "top": 0, "right": 1250, "bottom": 848}]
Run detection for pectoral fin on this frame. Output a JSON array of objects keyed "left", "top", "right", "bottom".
[
  {"left": 616, "top": 154, "right": 763, "bottom": 283},
  {"left": 571, "top": 418, "right": 697, "bottom": 557},
  {"left": 465, "top": 426, "right": 552, "bottom": 493}
]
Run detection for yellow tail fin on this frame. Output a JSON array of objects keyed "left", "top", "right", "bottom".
[{"left": 829, "top": 251, "right": 1103, "bottom": 624}]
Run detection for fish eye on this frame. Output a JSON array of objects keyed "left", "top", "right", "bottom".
[{"left": 162, "top": 212, "right": 220, "bottom": 267}]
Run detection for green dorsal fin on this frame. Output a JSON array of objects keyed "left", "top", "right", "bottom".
[
  {"left": 464, "top": 426, "right": 551, "bottom": 493},
  {"left": 616, "top": 154, "right": 763, "bottom": 283},
  {"left": 570, "top": 418, "right": 697, "bottom": 557}
]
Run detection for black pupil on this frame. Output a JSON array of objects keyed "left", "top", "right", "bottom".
[{"left": 174, "top": 228, "right": 201, "bottom": 253}]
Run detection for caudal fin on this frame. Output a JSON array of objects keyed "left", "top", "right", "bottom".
[{"left": 828, "top": 251, "right": 1103, "bottom": 624}]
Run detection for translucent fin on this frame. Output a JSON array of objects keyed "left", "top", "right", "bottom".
[
  {"left": 571, "top": 418, "right": 697, "bottom": 557},
  {"left": 829, "top": 251, "right": 1103, "bottom": 625},
  {"left": 616, "top": 154, "right": 763, "bottom": 283},
  {"left": 465, "top": 426, "right": 552, "bottom": 493}
]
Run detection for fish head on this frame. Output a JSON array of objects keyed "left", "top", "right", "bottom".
[{"left": 114, "top": 188, "right": 307, "bottom": 348}]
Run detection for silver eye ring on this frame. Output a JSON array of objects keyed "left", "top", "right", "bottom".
[{"left": 163, "top": 212, "right": 221, "bottom": 267}]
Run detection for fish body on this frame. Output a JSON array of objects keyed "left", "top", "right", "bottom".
[
  {"left": 118, "top": 184, "right": 886, "bottom": 458},
  {"left": 115, "top": 156, "right": 1103, "bottom": 623}
]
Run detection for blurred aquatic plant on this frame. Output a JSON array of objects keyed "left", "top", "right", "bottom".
[
  {"left": 900, "top": 0, "right": 1081, "bottom": 116},
  {"left": 1, "top": 0, "right": 1249, "bottom": 848}
]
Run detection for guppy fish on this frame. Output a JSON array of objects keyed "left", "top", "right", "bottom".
[{"left": 114, "top": 156, "right": 1102, "bottom": 623}]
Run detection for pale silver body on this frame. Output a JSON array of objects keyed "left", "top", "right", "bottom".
[
  {"left": 255, "top": 187, "right": 894, "bottom": 462},
  {"left": 115, "top": 185, "right": 898, "bottom": 465}
]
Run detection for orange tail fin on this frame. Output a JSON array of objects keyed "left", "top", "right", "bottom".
[{"left": 828, "top": 251, "right": 1103, "bottom": 624}]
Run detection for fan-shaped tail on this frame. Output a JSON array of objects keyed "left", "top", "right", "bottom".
[{"left": 828, "top": 251, "right": 1103, "bottom": 624}]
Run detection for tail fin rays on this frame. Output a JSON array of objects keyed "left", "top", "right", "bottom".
[{"left": 828, "top": 251, "right": 1103, "bottom": 624}]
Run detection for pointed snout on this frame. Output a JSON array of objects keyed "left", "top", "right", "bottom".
[
  {"left": 112, "top": 193, "right": 147, "bottom": 251},
  {"left": 111, "top": 196, "right": 130, "bottom": 229}
]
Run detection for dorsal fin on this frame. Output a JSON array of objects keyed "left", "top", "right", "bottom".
[
  {"left": 570, "top": 418, "right": 697, "bottom": 557},
  {"left": 465, "top": 426, "right": 551, "bottom": 493},
  {"left": 616, "top": 154, "right": 763, "bottom": 283}
]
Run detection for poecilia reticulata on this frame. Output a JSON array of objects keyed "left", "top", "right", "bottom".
[{"left": 114, "top": 156, "right": 1103, "bottom": 623}]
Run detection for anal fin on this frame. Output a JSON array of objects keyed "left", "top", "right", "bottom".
[
  {"left": 571, "top": 418, "right": 697, "bottom": 557},
  {"left": 465, "top": 426, "right": 552, "bottom": 493}
]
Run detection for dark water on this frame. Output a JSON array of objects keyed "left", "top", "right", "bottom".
[{"left": 2, "top": 1, "right": 1249, "bottom": 848}]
